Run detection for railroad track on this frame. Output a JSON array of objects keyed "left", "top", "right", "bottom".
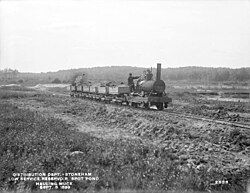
[
  {"left": 46, "top": 91, "right": 250, "bottom": 130},
  {"left": 163, "top": 110, "right": 250, "bottom": 130}
]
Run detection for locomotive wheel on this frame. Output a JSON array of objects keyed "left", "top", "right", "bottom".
[
  {"left": 156, "top": 103, "right": 164, "bottom": 110},
  {"left": 133, "top": 103, "right": 138, "bottom": 108},
  {"left": 144, "top": 102, "right": 149, "bottom": 109}
]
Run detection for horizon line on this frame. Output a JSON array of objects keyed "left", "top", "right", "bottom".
[{"left": 2, "top": 65, "right": 248, "bottom": 73}]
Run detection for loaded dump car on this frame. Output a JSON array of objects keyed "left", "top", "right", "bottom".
[{"left": 70, "top": 63, "right": 172, "bottom": 110}]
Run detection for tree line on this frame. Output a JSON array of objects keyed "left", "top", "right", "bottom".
[
  {"left": 1, "top": 66, "right": 250, "bottom": 85},
  {"left": 0, "top": 68, "right": 19, "bottom": 80},
  {"left": 162, "top": 67, "right": 250, "bottom": 82}
]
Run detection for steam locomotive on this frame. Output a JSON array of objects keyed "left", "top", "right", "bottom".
[{"left": 70, "top": 63, "right": 172, "bottom": 110}]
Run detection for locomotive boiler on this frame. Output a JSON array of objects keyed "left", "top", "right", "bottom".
[{"left": 137, "top": 63, "right": 166, "bottom": 94}]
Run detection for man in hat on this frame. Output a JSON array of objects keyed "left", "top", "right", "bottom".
[
  {"left": 146, "top": 69, "right": 153, "bottom": 81},
  {"left": 128, "top": 73, "right": 140, "bottom": 92}
]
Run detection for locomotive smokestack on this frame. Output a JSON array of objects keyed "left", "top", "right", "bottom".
[{"left": 156, "top": 63, "right": 161, "bottom": 81}]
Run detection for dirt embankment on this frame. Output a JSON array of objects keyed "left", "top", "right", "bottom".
[{"left": 8, "top": 93, "right": 250, "bottom": 177}]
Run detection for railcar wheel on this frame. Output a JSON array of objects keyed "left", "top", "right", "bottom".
[
  {"left": 144, "top": 102, "right": 149, "bottom": 109},
  {"left": 132, "top": 103, "right": 138, "bottom": 108}
]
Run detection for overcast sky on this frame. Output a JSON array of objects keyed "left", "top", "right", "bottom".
[{"left": 1, "top": 0, "right": 250, "bottom": 73}]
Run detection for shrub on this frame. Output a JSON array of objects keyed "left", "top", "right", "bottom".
[{"left": 51, "top": 78, "right": 61, "bottom": 84}]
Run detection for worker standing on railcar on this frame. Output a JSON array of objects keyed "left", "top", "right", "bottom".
[
  {"left": 128, "top": 73, "right": 140, "bottom": 92},
  {"left": 146, "top": 69, "right": 153, "bottom": 81}
]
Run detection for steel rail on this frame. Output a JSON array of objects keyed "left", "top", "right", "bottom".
[
  {"left": 63, "top": 91, "right": 250, "bottom": 130},
  {"left": 163, "top": 110, "right": 250, "bottom": 130}
]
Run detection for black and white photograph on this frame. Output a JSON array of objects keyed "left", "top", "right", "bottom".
[{"left": 0, "top": 0, "right": 250, "bottom": 192}]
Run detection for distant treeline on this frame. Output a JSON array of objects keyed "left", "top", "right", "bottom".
[
  {"left": 162, "top": 67, "right": 250, "bottom": 82},
  {"left": 1, "top": 66, "right": 250, "bottom": 85}
]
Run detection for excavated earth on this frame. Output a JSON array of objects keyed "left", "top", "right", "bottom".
[
  {"left": 169, "top": 93, "right": 250, "bottom": 125},
  {"left": 6, "top": 92, "right": 250, "bottom": 174},
  {"left": 2, "top": 86, "right": 250, "bottom": 191}
]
